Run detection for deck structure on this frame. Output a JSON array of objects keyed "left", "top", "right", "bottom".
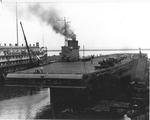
[{"left": 6, "top": 53, "right": 133, "bottom": 87}]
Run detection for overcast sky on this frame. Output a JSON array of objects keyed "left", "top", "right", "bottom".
[{"left": 0, "top": 0, "right": 150, "bottom": 50}]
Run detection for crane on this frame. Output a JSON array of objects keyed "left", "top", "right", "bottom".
[{"left": 20, "top": 21, "right": 33, "bottom": 64}]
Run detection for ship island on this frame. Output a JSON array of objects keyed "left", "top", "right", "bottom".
[{"left": 0, "top": 21, "right": 147, "bottom": 119}]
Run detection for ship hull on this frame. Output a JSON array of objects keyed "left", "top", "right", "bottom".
[{"left": 5, "top": 53, "right": 149, "bottom": 119}]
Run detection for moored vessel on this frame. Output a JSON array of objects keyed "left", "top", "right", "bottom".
[{"left": 5, "top": 32, "right": 149, "bottom": 119}]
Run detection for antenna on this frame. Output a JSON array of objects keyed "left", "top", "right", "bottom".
[
  {"left": 16, "top": 2, "right": 19, "bottom": 46},
  {"left": 42, "top": 25, "right": 45, "bottom": 47},
  {"left": 83, "top": 45, "right": 86, "bottom": 73},
  {"left": 83, "top": 45, "right": 85, "bottom": 58}
]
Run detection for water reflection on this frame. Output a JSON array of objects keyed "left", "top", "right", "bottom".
[{"left": 0, "top": 87, "right": 50, "bottom": 119}]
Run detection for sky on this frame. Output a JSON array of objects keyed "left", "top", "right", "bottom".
[{"left": 0, "top": 0, "right": 150, "bottom": 50}]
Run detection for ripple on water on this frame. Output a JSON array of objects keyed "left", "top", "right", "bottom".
[{"left": 0, "top": 87, "right": 50, "bottom": 119}]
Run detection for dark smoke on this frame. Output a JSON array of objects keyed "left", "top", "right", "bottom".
[{"left": 28, "top": 4, "right": 75, "bottom": 39}]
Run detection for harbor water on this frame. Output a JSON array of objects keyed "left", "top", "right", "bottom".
[
  {"left": 0, "top": 86, "right": 148, "bottom": 119},
  {"left": 0, "top": 87, "right": 50, "bottom": 119},
  {"left": 48, "top": 50, "right": 150, "bottom": 58},
  {"left": 0, "top": 87, "right": 123, "bottom": 119}
]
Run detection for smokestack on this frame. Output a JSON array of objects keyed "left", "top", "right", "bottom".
[
  {"left": 36, "top": 42, "right": 39, "bottom": 47},
  {"left": 72, "top": 34, "right": 76, "bottom": 41},
  {"left": 28, "top": 4, "right": 75, "bottom": 39}
]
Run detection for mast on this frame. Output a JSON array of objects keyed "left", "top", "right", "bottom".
[
  {"left": 64, "top": 17, "right": 67, "bottom": 46},
  {"left": 16, "top": 2, "right": 19, "bottom": 46},
  {"left": 42, "top": 25, "right": 45, "bottom": 47},
  {"left": 57, "top": 17, "right": 70, "bottom": 46},
  {"left": 64, "top": 17, "right": 71, "bottom": 47},
  {"left": 83, "top": 45, "right": 85, "bottom": 58}
]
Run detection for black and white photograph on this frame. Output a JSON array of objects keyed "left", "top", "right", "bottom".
[{"left": 0, "top": 0, "right": 149, "bottom": 119}]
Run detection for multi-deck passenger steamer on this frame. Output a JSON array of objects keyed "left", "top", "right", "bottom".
[
  {"left": 5, "top": 31, "right": 149, "bottom": 119},
  {"left": 4, "top": 19, "right": 149, "bottom": 119},
  {"left": 0, "top": 42, "right": 47, "bottom": 73}
]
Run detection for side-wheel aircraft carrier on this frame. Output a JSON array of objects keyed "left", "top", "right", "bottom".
[{"left": 5, "top": 33, "right": 149, "bottom": 119}]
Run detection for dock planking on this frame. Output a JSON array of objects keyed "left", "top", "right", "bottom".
[
  {"left": 5, "top": 57, "right": 103, "bottom": 88},
  {"left": 17, "top": 57, "right": 101, "bottom": 74}
]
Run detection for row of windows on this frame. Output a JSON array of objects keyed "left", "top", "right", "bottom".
[
  {"left": 0, "top": 59, "right": 30, "bottom": 67},
  {"left": 0, "top": 55, "right": 29, "bottom": 60},
  {"left": 0, "top": 52, "right": 45, "bottom": 60}
]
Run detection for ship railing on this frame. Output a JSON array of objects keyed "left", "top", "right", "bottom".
[
  {"left": 0, "top": 53, "right": 45, "bottom": 67},
  {"left": 94, "top": 58, "right": 137, "bottom": 75},
  {"left": 0, "top": 60, "right": 31, "bottom": 68}
]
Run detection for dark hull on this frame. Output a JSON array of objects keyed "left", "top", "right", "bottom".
[{"left": 49, "top": 54, "right": 149, "bottom": 119}]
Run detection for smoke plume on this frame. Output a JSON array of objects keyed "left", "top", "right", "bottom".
[{"left": 28, "top": 4, "right": 75, "bottom": 39}]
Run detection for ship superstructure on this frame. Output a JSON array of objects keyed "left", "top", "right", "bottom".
[
  {"left": 60, "top": 34, "right": 80, "bottom": 62},
  {"left": 0, "top": 42, "right": 47, "bottom": 73},
  {"left": 4, "top": 17, "right": 149, "bottom": 119}
]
